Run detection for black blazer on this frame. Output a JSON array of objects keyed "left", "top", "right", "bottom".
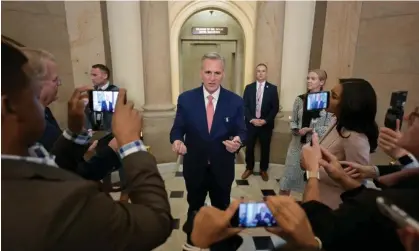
[{"left": 243, "top": 82, "right": 279, "bottom": 130}]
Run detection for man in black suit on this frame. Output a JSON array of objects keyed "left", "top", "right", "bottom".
[
  {"left": 242, "top": 63, "right": 279, "bottom": 181},
  {"left": 85, "top": 64, "right": 119, "bottom": 131}
]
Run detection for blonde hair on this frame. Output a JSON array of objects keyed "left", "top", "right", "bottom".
[
  {"left": 309, "top": 69, "right": 328, "bottom": 84},
  {"left": 20, "top": 48, "right": 55, "bottom": 80}
]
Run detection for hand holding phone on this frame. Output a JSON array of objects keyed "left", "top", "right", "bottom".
[{"left": 191, "top": 200, "right": 242, "bottom": 249}]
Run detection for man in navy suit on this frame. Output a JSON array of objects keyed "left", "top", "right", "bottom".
[
  {"left": 252, "top": 205, "right": 275, "bottom": 227},
  {"left": 242, "top": 63, "right": 279, "bottom": 181},
  {"left": 170, "top": 52, "right": 246, "bottom": 248},
  {"left": 101, "top": 93, "right": 113, "bottom": 112}
]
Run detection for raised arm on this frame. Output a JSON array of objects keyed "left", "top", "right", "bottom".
[
  {"left": 55, "top": 147, "right": 172, "bottom": 251},
  {"left": 235, "top": 97, "right": 247, "bottom": 144}
]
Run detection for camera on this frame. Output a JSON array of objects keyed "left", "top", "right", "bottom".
[{"left": 384, "top": 91, "right": 408, "bottom": 130}]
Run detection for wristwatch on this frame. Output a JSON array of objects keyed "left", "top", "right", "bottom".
[
  {"left": 304, "top": 170, "right": 320, "bottom": 181},
  {"left": 398, "top": 154, "right": 414, "bottom": 166}
]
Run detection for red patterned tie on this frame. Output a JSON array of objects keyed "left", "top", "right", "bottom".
[{"left": 207, "top": 95, "right": 214, "bottom": 132}]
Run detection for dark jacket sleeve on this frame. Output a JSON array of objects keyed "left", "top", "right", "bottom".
[
  {"left": 300, "top": 187, "right": 414, "bottom": 251},
  {"left": 377, "top": 164, "right": 402, "bottom": 176},
  {"left": 264, "top": 85, "right": 279, "bottom": 125},
  {"left": 243, "top": 85, "right": 253, "bottom": 123},
  {"left": 51, "top": 135, "right": 119, "bottom": 181},
  {"left": 53, "top": 151, "right": 173, "bottom": 251},
  {"left": 76, "top": 146, "right": 121, "bottom": 181},
  {"left": 51, "top": 135, "right": 89, "bottom": 172},
  {"left": 38, "top": 121, "right": 63, "bottom": 152},
  {"left": 170, "top": 95, "right": 186, "bottom": 144}
]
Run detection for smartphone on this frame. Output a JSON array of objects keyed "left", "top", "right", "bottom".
[
  {"left": 384, "top": 91, "right": 408, "bottom": 130},
  {"left": 88, "top": 90, "right": 119, "bottom": 113},
  {"left": 230, "top": 202, "right": 277, "bottom": 228},
  {"left": 376, "top": 197, "right": 419, "bottom": 231},
  {"left": 306, "top": 91, "right": 330, "bottom": 111}
]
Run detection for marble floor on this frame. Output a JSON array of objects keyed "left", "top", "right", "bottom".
[{"left": 111, "top": 163, "right": 302, "bottom": 251}]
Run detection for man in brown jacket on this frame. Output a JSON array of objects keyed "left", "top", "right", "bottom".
[{"left": 1, "top": 41, "right": 172, "bottom": 251}]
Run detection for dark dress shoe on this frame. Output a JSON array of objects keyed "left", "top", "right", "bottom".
[
  {"left": 241, "top": 169, "right": 253, "bottom": 179},
  {"left": 261, "top": 171, "right": 269, "bottom": 181}
]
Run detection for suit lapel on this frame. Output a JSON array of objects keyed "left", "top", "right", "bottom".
[
  {"left": 250, "top": 82, "right": 257, "bottom": 114},
  {"left": 196, "top": 87, "right": 211, "bottom": 137},
  {"left": 261, "top": 82, "right": 270, "bottom": 111},
  {"left": 210, "top": 87, "right": 227, "bottom": 137}
]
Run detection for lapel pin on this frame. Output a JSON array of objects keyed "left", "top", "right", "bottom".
[{"left": 225, "top": 117, "right": 229, "bottom": 122}]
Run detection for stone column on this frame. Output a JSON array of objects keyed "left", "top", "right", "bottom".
[
  {"left": 254, "top": 1, "right": 285, "bottom": 91},
  {"left": 279, "top": 1, "right": 316, "bottom": 112},
  {"left": 140, "top": 1, "right": 176, "bottom": 163},
  {"left": 106, "top": 1, "right": 145, "bottom": 108},
  {"left": 140, "top": 1, "right": 175, "bottom": 116},
  {"left": 320, "top": 2, "right": 363, "bottom": 87}
]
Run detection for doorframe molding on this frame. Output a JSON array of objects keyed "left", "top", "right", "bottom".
[{"left": 170, "top": 1, "right": 255, "bottom": 105}]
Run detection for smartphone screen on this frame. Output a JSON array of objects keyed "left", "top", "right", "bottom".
[
  {"left": 89, "top": 90, "right": 119, "bottom": 113},
  {"left": 231, "top": 202, "right": 277, "bottom": 228},
  {"left": 306, "top": 91, "right": 329, "bottom": 111}
]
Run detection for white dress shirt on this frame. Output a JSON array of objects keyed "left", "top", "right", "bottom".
[
  {"left": 203, "top": 85, "right": 220, "bottom": 112},
  {"left": 98, "top": 81, "right": 110, "bottom": 90}
]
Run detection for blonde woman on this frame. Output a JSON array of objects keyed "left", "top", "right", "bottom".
[{"left": 279, "top": 69, "right": 333, "bottom": 195}]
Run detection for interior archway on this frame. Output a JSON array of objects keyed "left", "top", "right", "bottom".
[
  {"left": 178, "top": 9, "right": 245, "bottom": 95},
  {"left": 170, "top": 1, "right": 255, "bottom": 105}
]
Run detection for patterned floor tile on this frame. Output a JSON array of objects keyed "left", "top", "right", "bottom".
[
  {"left": 172, "top": 218, "right": 180, "bottom": 230},
  {"left": 236, "top": 179, "right": 250, "bottom": 186},
  {"left": 153, "top": 163, "right": 287, "bottom": 250},
  {"left": 170, "top": 191, "right": 184, "bottom": 198},
  {"left": 261, "top": 189, "right": 276, "bottom": 196},
  {"left": 253, "top": 236, "right": 275, "bottom": 250}
]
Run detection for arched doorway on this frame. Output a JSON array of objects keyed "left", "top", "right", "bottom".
[
  {"left": 170, "top": 0, "right": 255, "bottom": 105},
  {"left": 179, "top": 9, "right": 244, "bottom": 94}
]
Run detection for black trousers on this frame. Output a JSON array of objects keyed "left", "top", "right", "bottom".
[
  {"left": 245, "top": 125, "right": 273, "bottom": 172},
  {"left": 183, "top": 164, "right": 232, "bottom": 235}
]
